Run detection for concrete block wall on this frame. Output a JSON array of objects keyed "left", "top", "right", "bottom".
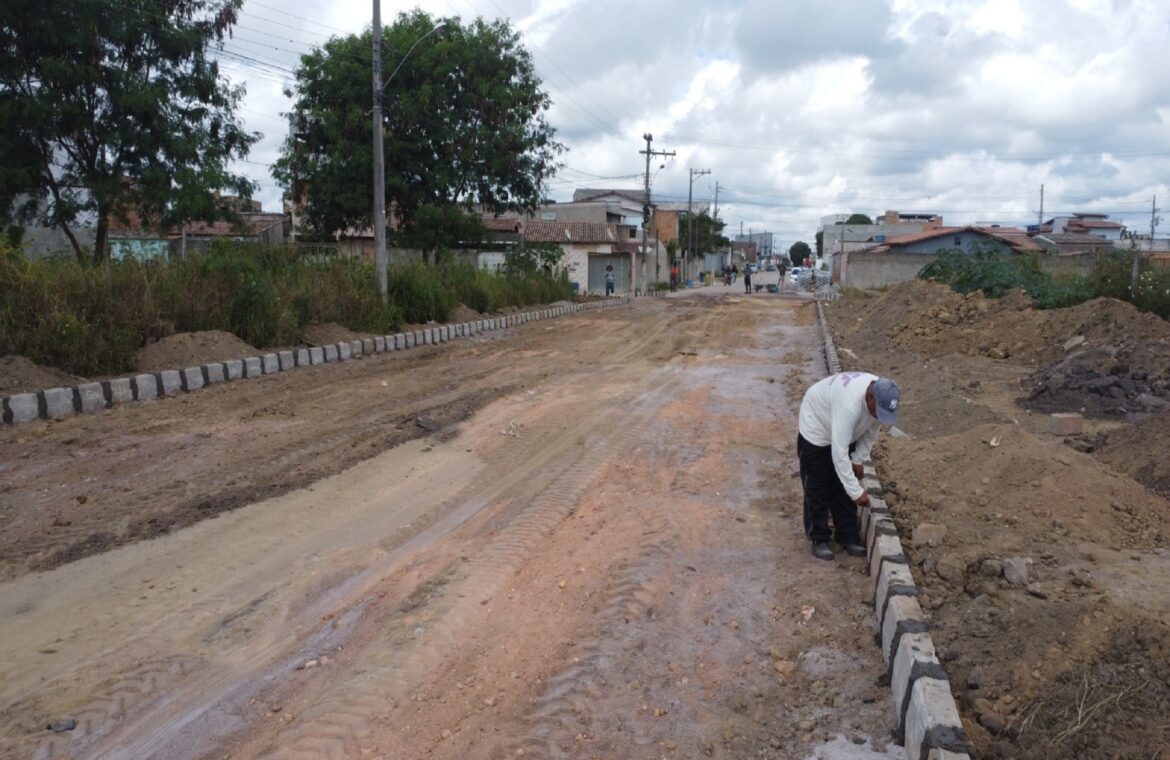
[
  {"left": 2, "top": 297, "right": 632, "bottom": 424},
  {"left": 816, "top": 302, "right": 974, "bottom": 760}
]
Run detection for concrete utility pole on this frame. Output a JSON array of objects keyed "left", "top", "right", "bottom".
[
  {"left": 639, "top": 134, "right": 675, "bottom": 293},
  {"left": 687, "top": 168, "right": 710, "bottom": 282},
  {"left": 372, "top": 0, "right": 388, "bottom": 301},
  {"left": 1038, "top": 184, "right": 1044, "bottom": 227},
  {"left": 1134, "top": 195, "right": 1161, "bottom": 289}
]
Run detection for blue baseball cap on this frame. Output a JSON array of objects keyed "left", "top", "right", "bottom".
[{"left": 874, "top": 377, "right": 900, "bottom": 425}]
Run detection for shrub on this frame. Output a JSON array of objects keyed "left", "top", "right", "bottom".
[{"left": 1, "top": 244, "right": 571, "bottom": 376}]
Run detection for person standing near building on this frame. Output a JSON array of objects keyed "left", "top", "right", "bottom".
[
  {"left": 797, "top": 372, "right": 901, "bottom": 560},
  {"left": 743, "top": 264, "right": 752, "bottom": 294},
  {"left": 604, "top": 264, "right": 616, "bottom": 296}
]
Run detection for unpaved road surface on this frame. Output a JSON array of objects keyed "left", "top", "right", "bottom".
[{"left": 1, "top": 291, "right": 902, "bottom": 759}]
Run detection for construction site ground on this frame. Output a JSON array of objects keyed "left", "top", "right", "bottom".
[
  {"left": 825, "top": 281, "right": 1170, "bottom": 760},
  {"left": 0, "top": 281, "right": 909, "bottom": 760}
]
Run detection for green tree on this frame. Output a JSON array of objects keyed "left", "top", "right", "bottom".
[
  {"left": 399, "top": 203, "right": 486, "bottom": 262},
  {"left": 0, "top": 0, "right": 258, "bottom": 263},
  {"left": 683, "top": 211, "right": 729, "bottom": 259},
  {"left": 274, "top": 10, "right": 564, "bottom": 246},
  {"left": 844, "top": 213, "right": 873, "bottom": 225},
  {"left": 789, "top": 240, "right": 812, "bottom": 266},
  {"left": 505, "top": 241, "right": 563, "bottom": 275}
]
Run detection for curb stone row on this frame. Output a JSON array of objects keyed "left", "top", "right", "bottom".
[
  {"left": 816, "top": 302, "right": 975, "bottom": 760},
  {"left": 2, "top": 297, "right": 632, "bottom": 425}
]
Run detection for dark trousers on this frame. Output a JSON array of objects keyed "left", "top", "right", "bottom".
[{"left": 797, "top": 434, "right": 860, "bottom": 544}]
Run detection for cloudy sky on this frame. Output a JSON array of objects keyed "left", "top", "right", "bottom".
[{"left": 219, "top": 0, "right": 1170, "bottom": 250}]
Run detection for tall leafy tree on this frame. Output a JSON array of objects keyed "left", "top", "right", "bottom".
[
  {"left": 274, "top": 11, "right": 564, "bottom": 252},
  {"left": 0, "top": 0, "right": 258, "bottom": 263},
  {"left": 683, "top": 211, "right": 729, "bottom": 259},
  {"left": 789, "top": 240, "right": 812, "bottom": 266}
]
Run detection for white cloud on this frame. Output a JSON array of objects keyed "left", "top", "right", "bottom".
[{"left": 218, "top": 0, "right": 1170, "bottom": 240}]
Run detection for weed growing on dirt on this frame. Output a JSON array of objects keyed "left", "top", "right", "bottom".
[
  {"left": 921, "top": 248, "right": 1170, "bottom": 318},
  {"left": 0, "top": 243, "right": 573, "bottom": 375}
]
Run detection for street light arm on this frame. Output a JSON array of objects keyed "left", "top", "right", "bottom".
[{"left": 384, "top": 23, "right": 446, "bottom": 90}]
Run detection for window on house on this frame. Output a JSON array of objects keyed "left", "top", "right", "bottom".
[
  {"left": 540, "top": 211, "right": 556, "bottom": 221},
  {"left": 954, "top": 236, "right": 962, "bottom": 246},
  {"left": 629, "top": 228, "right": 636, "bottom": 238}
]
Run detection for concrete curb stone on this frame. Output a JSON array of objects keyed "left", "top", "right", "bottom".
[
  {"left": 77, "top": 382, "right": 108, "bottom": 413},
  {"left": 3, "top": 299, "right": 638, "bottom": 425},
  {"left": 107, "top": 377, "right": 134, "bottom": 404},
  {"left": 158, "top": 370, "right": 182, "bottom": 395},
  {"left": 132, "top": 374, "right": 159, "bottom": 400},
  {"left": 6, "top": 393, "right": 39, "bottom": 423},
  {"left": 181, "top": 367, "right": 205, "bottom": 392},
  {"left": 204, "top": 363, "right": 226, "bottom": 384},
  {"left": 41, "top": 387, "right": 76, "bottom": 418}
]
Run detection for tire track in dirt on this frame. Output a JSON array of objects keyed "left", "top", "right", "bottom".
[
  {"left": 498, "top": 432, "right": 706, "bottom": 759},
  {"left": 0, "top": 653, "right": 202, "bottom": 760},
  {"left": 0, "top": 304, "right": 682, "bottom": 760},
  {"left": 253, "top": 371, "right": 686, "bottom": 760}
]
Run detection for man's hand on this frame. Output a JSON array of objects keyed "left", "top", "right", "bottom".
[
  {"left": 852, "top": 462, "right": 864, "bottom": 479},
  {"left": 854, "top": 491, "right": 870, "bottom": 508}
]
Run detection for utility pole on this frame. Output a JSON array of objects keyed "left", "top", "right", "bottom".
[
  {"left": 639, "top": 134, "right": 675, "bottom": 294},
  {"left": 687, "top": 168, "right": 710, "bottom": 283},
  {"left": 1038, "top": 184, "right": 1044, "bottom": 228},
  {"left": 371, "top": 0, "right": 388, "bottom": 301},
  {"left": 713, "top": 181, "right": 720, "bottom": 220},
  {"left": 1134, "top": 195, "right": 1161, "bottom": 289}
]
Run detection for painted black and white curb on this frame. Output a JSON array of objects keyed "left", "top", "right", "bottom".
[
  {"left": 2, "top": 298, "right": 631, "bottom": 425},
  {"left": 816, "top": 301, "right": 975, "bottom": 760}
]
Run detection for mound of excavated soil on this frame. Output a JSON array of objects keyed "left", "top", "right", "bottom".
[
  {"left": 833, "top": 281, "right": 1170, "bottom": 419},
  {"left": 135, "top": 331, "right": 258, "bottom": 373},
  {"left": 447, "top": 303, "right": 483, "bottom": 323},
  {"left": 882, "top": 423, "right": 1167, "bottom": 551},
  {"left": 1026, "top": 343, "right": 1170, "bottom": 418},
  {"left": 838, "top": 280, "right": 1170, "bottom": 367},
  {"left": 0, "top": 355, "right": 82, "bottom": 394},
  {"left": 302, "top": 322, "right": 369, "bottom": 346},
  {"left": 1093, "top": 414, "right": 1170, "bottom": 498},
  {"left": 877, "top": 423, "right": 1170, "bottom": 756}
]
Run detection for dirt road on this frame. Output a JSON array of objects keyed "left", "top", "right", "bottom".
[{"left": 1, "top": 292, "right": 902, "bottom": 759}]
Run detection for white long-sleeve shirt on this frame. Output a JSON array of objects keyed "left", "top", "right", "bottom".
[{"left": 797, "top": 372, "right": 881, "bottom": 500}]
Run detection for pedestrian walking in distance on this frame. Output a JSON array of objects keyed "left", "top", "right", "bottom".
[
  {"left": 796, "top": 373, "right": 901, "bottom": 561},
  {"left": 604, "top": 264, "right": 616, "bottom": 296},
  {"left": 743, "top": 265, "right": 752, "bottom": 294}
]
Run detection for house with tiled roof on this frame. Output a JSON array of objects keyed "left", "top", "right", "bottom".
[
  {"left": 482, "top": 192, "right": 672, "bottom": 293},
  {"left": 479, "top": 213, "right": 644, "bottom": 295},
  {"left": 840, "top": 226, "right": 1042, "bottom": 288},
  {"left": 1041, "top": 213, "right": 1126, "bottom": 241}
]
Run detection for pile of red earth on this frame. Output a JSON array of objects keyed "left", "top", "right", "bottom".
[
  {"left": 877, "top": 422, "right": 1170, "bottom": 757},
  {"left": 838, "top": 280, "right": 1170, "bottom": 418}
]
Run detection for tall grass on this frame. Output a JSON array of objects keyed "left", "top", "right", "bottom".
[{"left": 0, "top": 243, "right": 573, "bottom": 376}]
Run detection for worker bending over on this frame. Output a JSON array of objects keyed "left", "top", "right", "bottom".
[{"left": 797, "top": 372, "right": 900, "bottom": 561}]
